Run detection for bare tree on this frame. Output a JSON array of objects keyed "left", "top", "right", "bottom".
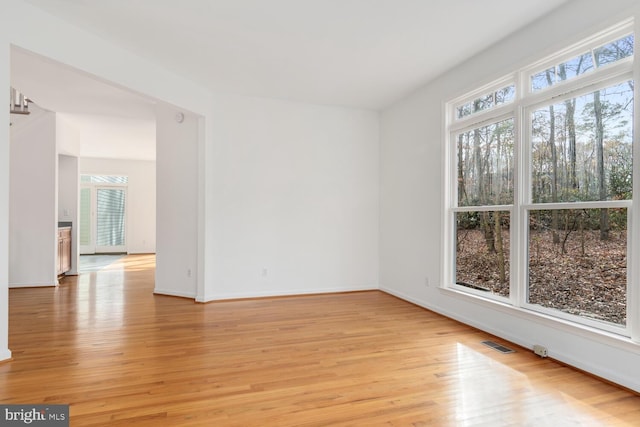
[
  {"left": 546, "top": 69, "right": 560, "bottom": 244},
  {"left": 558, "top": 63, "right": 579, "bottom": 191},
  {"left": 594, "top": 89, "right": 609, "bottom": 240},
  {"left": 592, "top": 45, "right": 610, "bottom": 240},
  {"left": 457, "top": 134, "right": 468, "bottom": 205}
]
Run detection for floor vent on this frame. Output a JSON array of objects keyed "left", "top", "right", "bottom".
[{"left": 482, "top": 340, "right": 515, "bottom": 354}]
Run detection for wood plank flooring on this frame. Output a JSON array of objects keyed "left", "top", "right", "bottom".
[{"left": 2, "top": 254, "right": 639, "bottom": 426}]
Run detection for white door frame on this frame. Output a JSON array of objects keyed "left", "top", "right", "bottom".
[{"left": 80, "top": 183, "right": 128, "bottom": 254}]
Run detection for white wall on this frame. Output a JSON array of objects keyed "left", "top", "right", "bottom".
[
  {"left": 9, "top": 104, "right": 58, "bottom": 287},
  {"left": 0, "top": 1, "right": 382, "bottom": 363},
  {"left": 57, "top": 116, "right": 80, "bottom": 275},
  {"left": 0, "top": 0, "right": 212, "bottom": 361},
  {"left": 205, "top": 94, "right": 379, "bottom": 300},
  {"left": 56, "top": 114, "right": 81, "bottom": 157},
  {"left": 0, "top": 38, "right": 10, "bottom": 361},
  {"left": 80, "top": 157, "right": 156, "bottom": 254},
  {"left": 58, "top": 154, "right": 79, "bottom": 274},
  {"left": 155, "top": 105, "right": 199, "bottom": 298},
  {"left": 379, "top": 0, "right": 640, "bottom": 392}
]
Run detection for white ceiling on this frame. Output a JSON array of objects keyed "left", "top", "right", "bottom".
[
  {"left": 11, "top": 47, "right": 157, "bottom": 161},
  {"left": 23, "top": 0, "right": 570, "bottom": 110},
  {"left": 14, "top": 0, "right": 571, "bottom": 160}
]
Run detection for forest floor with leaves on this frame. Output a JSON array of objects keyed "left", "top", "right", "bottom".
[{"left": 456, "top": 229, "right": 626, "bottom": 325}]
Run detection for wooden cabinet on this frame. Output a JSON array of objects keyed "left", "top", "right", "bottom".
[{"left": 57, "top": 227, "right": 72, "bottom": 276}]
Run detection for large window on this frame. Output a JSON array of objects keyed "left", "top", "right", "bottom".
[{"left": 445, "top": 21, "right": 635, "bottom": 336}]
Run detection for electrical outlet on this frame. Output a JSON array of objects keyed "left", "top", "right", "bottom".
[
  {"left": 261, "top": 268, "right": 268, "bottom": 277},
  {"left": 425, "top": 276, "right": 430, "bottom": 287},
  {"left": 533, "top": 344, "right": 548, "bottom": 358},
  {"left": 187, "top": 268, "right": 192, "bottom": 278}
]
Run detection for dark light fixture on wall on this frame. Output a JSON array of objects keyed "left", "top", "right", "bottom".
[{"left": 10, "top": 87, "right": 30, "bottom": 115}]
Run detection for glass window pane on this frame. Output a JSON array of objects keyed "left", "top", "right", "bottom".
[
  {"left": 96, "top": 188, "right": 126, "bottom": 247},
  {"left": 457, "top": 102, "right": 472, "bottom": 119},
  {"left": 456, "top": 118, "right": 514, "bottom": 206},
  {"left": 531, "top": 67, "right": 555, "bottom": 91},
  {"left": 531, "top": 81, "right": 633, "bottom": 203},
  {"left": 495, "top": 85, "right": 515, "bottom": 105},
  {"left": 456, "top": 84, "right": 515, "bottom": 120},
  {"left": 456, "top": 102, "right": 471, "bottom": 119},
  {"left": 455, "top": 211, "right": 510, "bottom": 298},
  {"left": 557, "top": 53, "right": 594, "bottom": 81},
  {"left": 79, "top": 188, "right": 91, "bottom": 246},
  {"left": 594, "top": 34, "right": 634, "bottom": 68},
  {"left": 475, "top": 93, "right": 494, "bottom": 112},
  {"left": 532, "top": 54, "right": 596, "bottom": 92},
  {"left": 530, "top": 35, "right": 631, "bottom": 92},
  {"left": 528, "top": 208, "right": 626, "bottom": 326},
  {"left": 81, "top": 175, "right": 128, "bottom": 184}
]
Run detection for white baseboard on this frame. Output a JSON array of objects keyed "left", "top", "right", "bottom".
[
  {"left": 153, "top": 288, "right": 196, "bottom": 299},
  {"left": 208, "top": 285, "right": 377, "bottom": 302},
  {"left": 9, "top": 282, "right": 57, "bottom": 288},
  {"left": 0, "top": 348, "right": 12, "bottom": 362}
]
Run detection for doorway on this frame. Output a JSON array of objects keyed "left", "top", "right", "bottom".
[{"left": 80, "top": 175, "right": 128, "bottom": 254}]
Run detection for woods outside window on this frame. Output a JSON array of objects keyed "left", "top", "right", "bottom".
[{"left": 444, "top": 21, "right": 636, "bottom": 337}]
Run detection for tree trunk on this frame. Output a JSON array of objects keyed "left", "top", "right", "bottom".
[
  {"left": 579, "top": 212, "right": 585, "bottom": 257},
  {"left": 546, "top": 70, "right": 560, "bottom": 244},
  {"left": 495, "top": 126, "right": 504, "bottom": 203},
  {"left": 594, "top": 90, "right": 609, "bottom": 240},
  {"left": 558, "top": 63, "right": 578, "bottom": 191},
  {"left": 494, "top": 211, "right": 506, "bottom": 284},
  {"left": 566, "top": 99, "right": 577, "bottom": 190},
  {"left": 457, "top": 134, "right": 467, "bottom": 204},
  {"left": 482, "top": 211, "right": 495, "bottom": 253},
  {"left": 550, "top": 110, "right": 560, "bottom": 245},
  {"left": 473, "top": 127, "right": 483, "bottom": 204}
]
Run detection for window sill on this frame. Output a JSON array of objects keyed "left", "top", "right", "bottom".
[{"left": 438, "top": 285, "right": 639, "bottom": 354}]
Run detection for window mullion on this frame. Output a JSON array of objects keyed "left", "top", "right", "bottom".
[
  {"left": 525, "top": 19, "right": 633, "bottom": 79},
  {"left": 512, "top": 78, "right": 527, "bottom": 308},
  {"left": 450, "top": 104, "right": 516, "bottom": 133},
  {"left": 627, "top": 203, "right": 637, "bottom": 342},
  {"left": 629, "top": 23, "right": 640, "bottom": 341},
  {"left": 523, "top": 67, "right": 633, "bottom": 112},
  {"left": 453, "top": 205, "right": 513, "bottom": 213},
  {"left": 445, "top": 20, "right": 634, "bottom": 337}
]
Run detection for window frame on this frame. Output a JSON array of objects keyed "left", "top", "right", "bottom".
[
  {"left": 524, "top": 24, "right": 635, "bottom": 97},
  {"left": 522, "top": 206, "right": 631, "bottom": 334},
  {"left": 443, "top": 20, "right": 637, "bottom": 339},
  {"left": 447, "top": 76, "right": 518, "bottom": 305}
]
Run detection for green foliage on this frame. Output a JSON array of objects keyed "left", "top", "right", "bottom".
[
  {"left": 457, "top": 211, "right": 480, "bottom": 230},
  {"left": 529, "top": 208, "right": 626, "bottom": 232},
  {"left": 456, "top": 211, "right": 511, "bottom": 231},
  {"left": 608, "top": 140, "right": 633, "bottom": 200}
]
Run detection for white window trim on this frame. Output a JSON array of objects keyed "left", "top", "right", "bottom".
[
  {"left": 524, "top": 19, "right": 634, "bottom": 93},
  {"left": 449, "top": 76, "right": 517, "bottom": 130},
  {"left": 442, "top": 20, "right": 638, "bottom": 341}
]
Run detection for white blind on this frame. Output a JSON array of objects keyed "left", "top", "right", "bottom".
[{"left": 96, "top": 188, "right": 126, "bottom": 247}]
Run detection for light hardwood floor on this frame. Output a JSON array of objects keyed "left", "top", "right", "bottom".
[{"left": 2, "top": 254, "right": 639, "bottom": 426}]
